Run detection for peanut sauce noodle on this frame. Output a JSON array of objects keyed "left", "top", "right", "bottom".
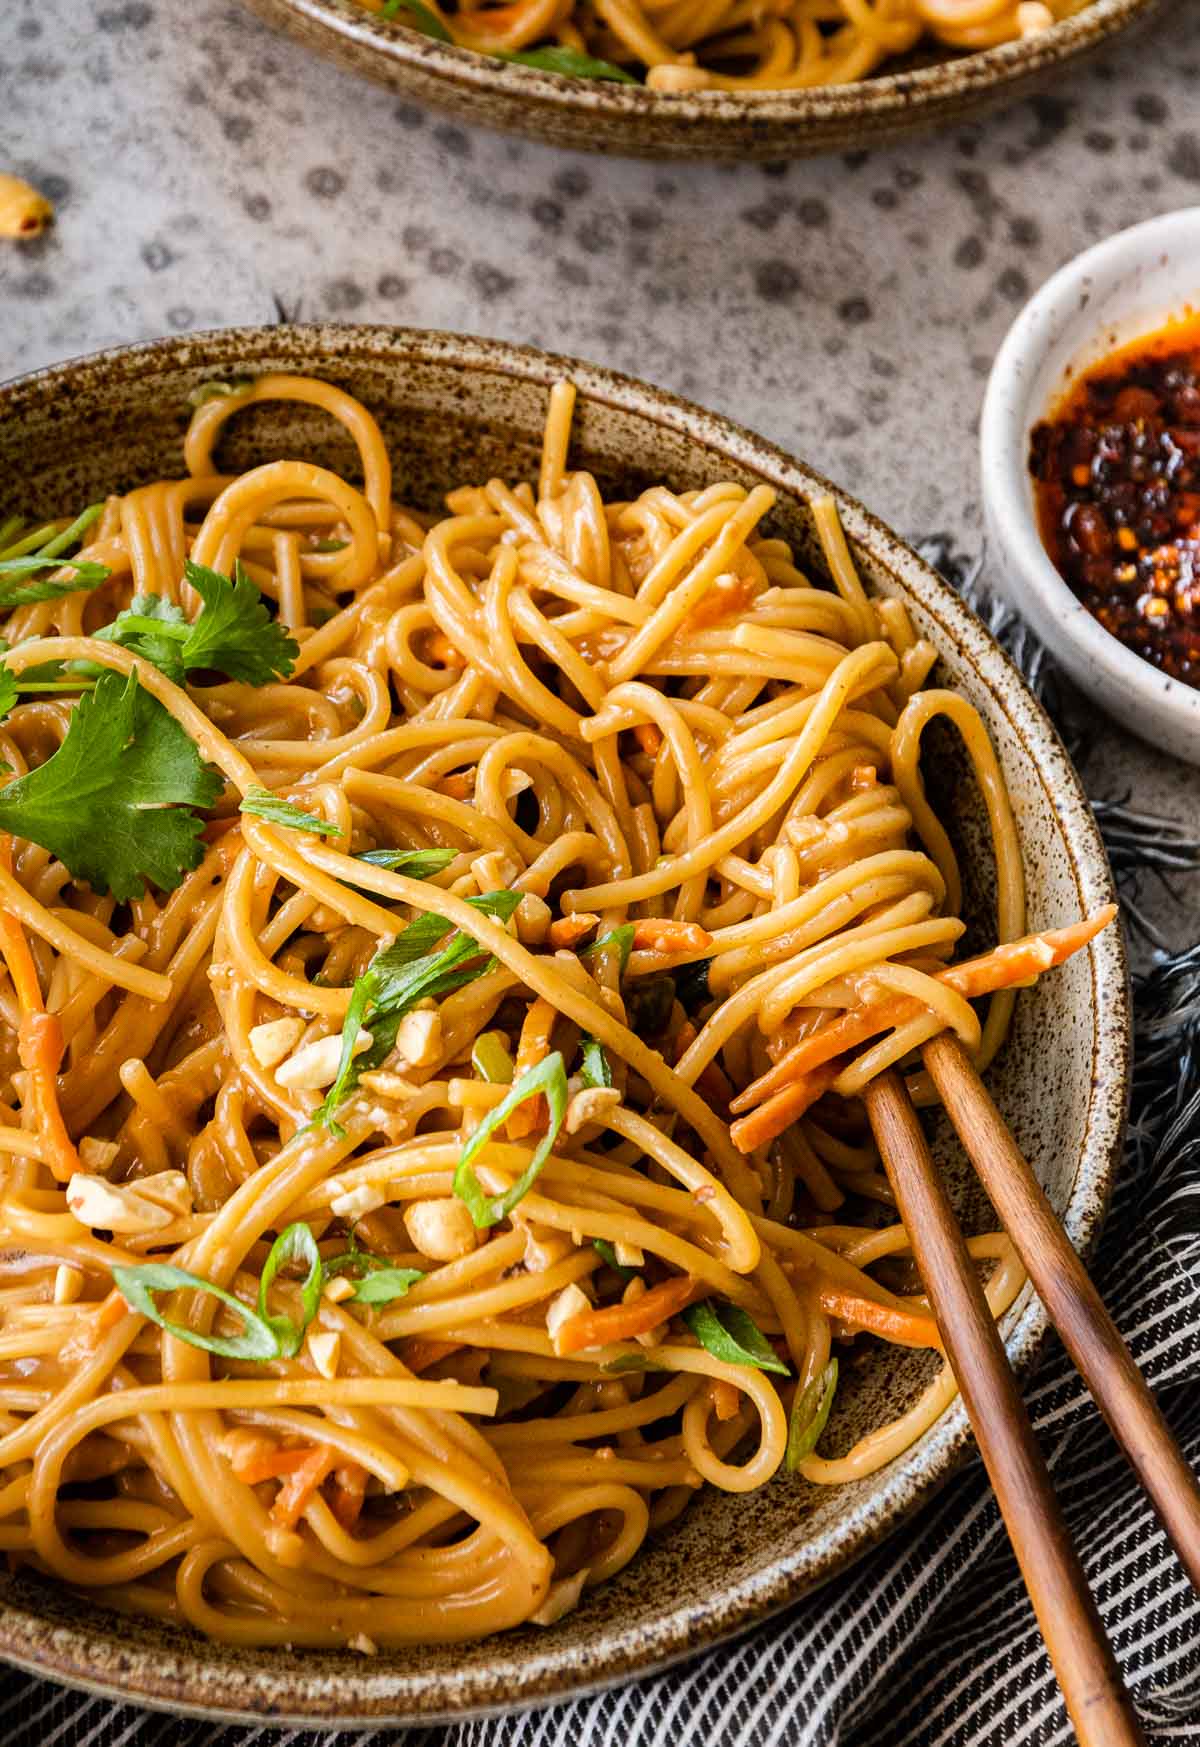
[
  {"left": 0, "top": 370, "right": 1098, "bottom": 1651},
  {"left": 355, "top": 0, "right": 1090, "bottom": 92}
]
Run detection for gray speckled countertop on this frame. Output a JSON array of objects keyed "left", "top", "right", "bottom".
[{"left": 2, "top": 0, "right": 1198, "bottom": 925}]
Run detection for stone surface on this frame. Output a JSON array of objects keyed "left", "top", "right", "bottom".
[{"left": 1, "top": 0, "right": 1197, "bottom": 938}]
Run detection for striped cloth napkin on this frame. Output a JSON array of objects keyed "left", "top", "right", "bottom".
[{"left": 4, "top": 555, "right": 1199, "bottom": 1747}]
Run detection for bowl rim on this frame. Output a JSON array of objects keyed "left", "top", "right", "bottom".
[
  {"left": 265, "top": 0, "right": 1155, "bottom": 120},
  {"left": 0, "top": 324, "right": 1130, "bottom": 1725},
  {"left": 979, "top": 205, "right": 1200, "bottom": 739}
]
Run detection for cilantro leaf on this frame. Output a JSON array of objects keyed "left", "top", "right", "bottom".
[
  {"left": 85, "top": 562, "right": 298, "bottom": 689},
  {"left": 351, "top": 1267, "right": 425, "bottom": 1306},
  {"left": 0, "top": 669, "right": 222, "bottom": 899},
  {"left": 92, "top": 594, "right": 191, "bottom": 686},
  {"left": 453, "top": 1050, "right": 569, "bottom": 1228},
  {"left": 355, "top": 846, "right": 456, "bottom": 879},
  {"left": 239, "top": 787, "right": 343, "bottom": 837},
  {"left": 181, "top": 560, "right": 299, "bottom": 685},
  {"left": 316, "top": 889, "right": 522, "bottom": 1131},
  {"left": 682, "top": 1300, "right": 790, "bottom": 1375}
]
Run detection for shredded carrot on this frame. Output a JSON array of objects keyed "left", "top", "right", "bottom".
[
  {"left": 682, "top": 572, "right": 762, "bottom": 633},
  {"left": 548, "top": 913, "right": 600, "bottom": 950},
  {"left": 330, "top": 1462, "right": 368, "bottom": 1530},
  {"left": 229, "top": 1443, "right": 315, "bottom": 1487},
  {"left": 734, "top": 905, "right": 1119, "bottom": 1116},
  {"left": 271, "top": 1444, "right": 339, "bottom": 1529},
  {"left": 94, "top": 1290, "right": 129, "bottom": 1336},
  {"left": 631, "top": 920, "right": 713, "bottom": 954},
  {"left": 708, "top": 1377, "right": 741, "bottom": 1421},
  {"left": 729, "top": 1063, "right": 839, "bottom": 1154},
  {"left": 508, "top": 996, "right": 556, "bottom": 1139},
  {"left": 401, "top": 1336, "right": 464, "bottom": 1374},
  {"left": 555, "top": 1274, "right": 699, "bottom": 1354},
  {"left": 817, "top": 1283, "right": 940, "bottom": 1350},
  {"left": 632, "top": 723, "right": 663, "bottom": 757},
  {"left": 424, "top": 630, "right": 466, "bottom": 670},
  {"left": 0, "top": 839, "right": 79, "bottom": 1182},
  {"left": 673, "top": 1019, "right": 698, "bottom": 1063}
]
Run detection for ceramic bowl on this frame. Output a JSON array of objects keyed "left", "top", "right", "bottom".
[
  {"left": 981, "top": 206, "right": 1200, "bottom": 769},
  {"left": 0, "top": 326, "right": 1128, "bottom": 1725},
  {"left": 243, "top": 0, "right": 1159, "bottom": 161}
]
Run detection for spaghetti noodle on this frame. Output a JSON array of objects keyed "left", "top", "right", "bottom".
[
  {"left": 0, "top": 374, "right": 1112, "bottom": 1647},
  {"left": 356, "top": 0, "right": 1090, "bottom": 92}
]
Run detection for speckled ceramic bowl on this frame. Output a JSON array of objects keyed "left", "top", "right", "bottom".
[
  {"left": 243, "top": 0, "right": 1158, "bottom": 160},
  {"left": 0, "top": 326, "right": 1128, "bottom": 1726}
]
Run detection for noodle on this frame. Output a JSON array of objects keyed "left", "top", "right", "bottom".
[
  {"left": 0, "top": 373, "right": 1109, "bottom": 1649},
  {"left": 353, "top": 0, "right": 1090, "bottom": 92}
]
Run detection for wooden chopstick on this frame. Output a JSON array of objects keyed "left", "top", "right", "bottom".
[
  {"left": 864, "top": 1070, "right": 1146, "bottom": 1747},
  {"left": 922, "top": 1030, "right": 1200, "bottom": 1590}
]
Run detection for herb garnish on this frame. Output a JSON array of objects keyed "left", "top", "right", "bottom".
[
  {"left": 683, "top": 1300, "right": 790, "bottom": 1375},
  {"left": 380, "top": 0, "right": 452, "bottom": 38},
  {"left": 498, "top": 45, "right": 636, "bottom": 81},
  {"left": 453, "top": 1051, "right": 569, "bottom": 1228},
  {"left": 316, "top": 889, "right": 523, "bottom": 1132},
  {"left": 239, "top": 787, "right": 343, "bottom": 838},
  {"left": 355, "top": 846, "right": 456, "bottom": 879},
  {"left": 0, "top": 669, "right": 221, "bottom": 899},
  {"left": 88, "top": 561, "right": 298, "bottom": 688},
  {"left": 785, "top": 1358, "right": 838, "bottom": 1469},
  {"left": 579, "top": 1035, "right": 612, "bottom": 1089},
  {"left": 0, "top": 504, "right": 110, "bottom": 606}
]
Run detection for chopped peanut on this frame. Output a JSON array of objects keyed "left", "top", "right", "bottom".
[
  {"left": 392, "top": 1007, "right": 443, "bottom": 1068},
  {"left": 404, "top": 1196, "right": 478, "bottom": 1261},
  {"left": 276, "top": 1029, "right": 371, "bottom": 1091},
  {"left": 249, "top": 1016, "right": 306, "bottom": 1070},
  {"left": 329, "top": 1182, "right": 386, "bottom": 1221},
  {"left": 546, "top": 1282, "right": 592, "bottom": 1349},
  {"left": 307, "top": 1330, "right": 341, "bottom": 1379},
  {"left": 66, "top": 1172, "right": 178, "bottom": 1235}
]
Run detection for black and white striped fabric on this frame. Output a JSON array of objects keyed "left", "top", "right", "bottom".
[{"left": 3, "top": 561, "right": 1199, "bottom": 1747}]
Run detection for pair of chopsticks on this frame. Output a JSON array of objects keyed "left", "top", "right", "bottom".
[{"left": 863, "top": 1031, "right": 1200, "bottom": 1747}]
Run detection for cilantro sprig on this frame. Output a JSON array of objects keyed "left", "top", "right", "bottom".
[
  {"left": 90, "top": 560, "right": 298, "bottom": 687},
  {"left": 0, "top": 669, "right": 222, "bottom": 899},
  {"left": 316, "top": 889, "right": 523, "bottom": 1132}
]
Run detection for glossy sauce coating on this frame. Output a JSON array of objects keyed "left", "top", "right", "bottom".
[{"left": 1028, "top": 314, "right": 1200, "bottom": 689}]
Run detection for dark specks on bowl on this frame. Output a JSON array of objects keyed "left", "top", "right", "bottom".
[{"left": 0, "top": 326, "right": 1128, "bottom": 1727}]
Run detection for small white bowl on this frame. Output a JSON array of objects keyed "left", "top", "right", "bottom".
[{"left": 981, "top": 206, "right": 1200, "bottom": 767}]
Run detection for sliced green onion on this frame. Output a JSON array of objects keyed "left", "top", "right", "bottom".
[
  {"left": 112, "top": 1262, "right": 280, "bottom": 1361},
  {"left": 454, "top": 1051, "right": 569, "bottom": 1228},
  {"left": 785, "top": 1357, "right": 838, "bottom": 1469}
]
